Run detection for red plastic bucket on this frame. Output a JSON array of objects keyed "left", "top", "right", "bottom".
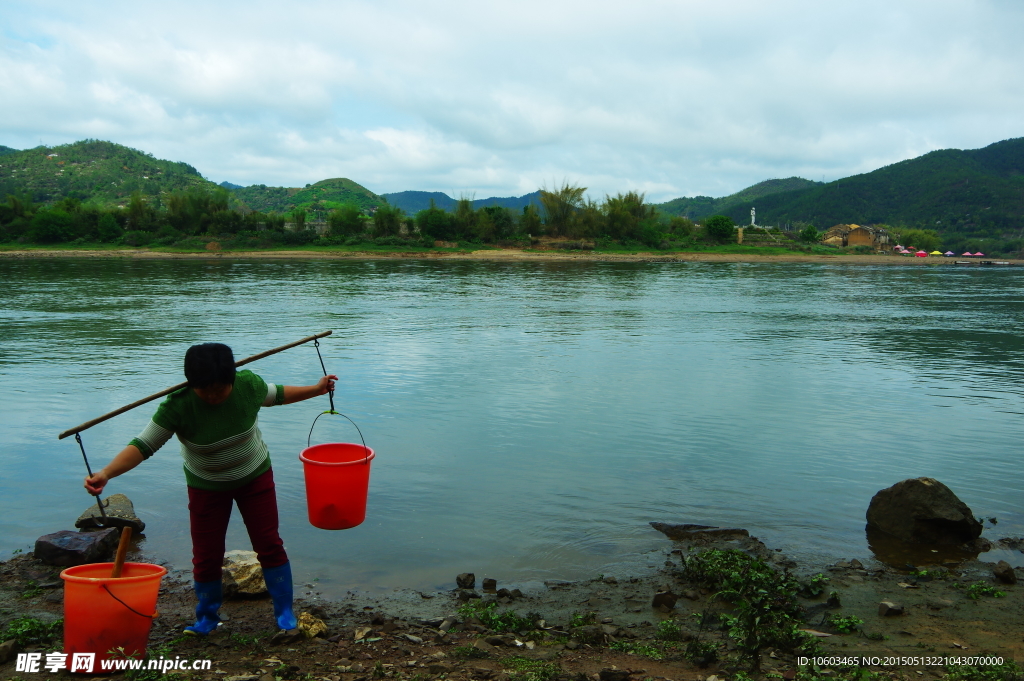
[
  {"left": 60, "top": 562, "right": 166, "bottom": 673},
  {"left": 300, "top": 443, "right": 375, "bottom": 529}
]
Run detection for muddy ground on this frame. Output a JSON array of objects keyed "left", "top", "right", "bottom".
[{"left": 1, "top": 530, "right": 1021, "bottom": 681}]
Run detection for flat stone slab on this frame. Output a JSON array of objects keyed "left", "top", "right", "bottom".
[
  {"left": 35, "top": 528, "right": 120, "bottom": 566},
  {"left": 76, "top": 493, "right": 145, "bottom": 533},
  {"left": 649, "top": 522, "right": 750, "bottom": 541}
]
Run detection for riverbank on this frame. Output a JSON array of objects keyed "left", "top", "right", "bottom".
[
  {"left": 2, "top": 529, "right": 1020, "bottom": 681},
  {"left": 1, "top": 246, "right": 1021, "bottom": 265}
]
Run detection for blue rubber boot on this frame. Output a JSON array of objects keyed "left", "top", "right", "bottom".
[
  {"left": 263, "top": 562, "right": 298, "bottom": 631},
  {"left": 183, "top": 580, "right": 222, "bottom": 635}
]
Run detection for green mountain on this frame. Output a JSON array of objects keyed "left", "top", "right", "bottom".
[
  {"left": 229, "top": 177, "right": 384, "bottom": 214},
  {"left": 382, "top": 190, "right": 542, "bottom": 214},
  {"left": 657, "top": 177, "right": 822, "bottom": 219},
  {"left": 715, "top": 138, "right": 1024, "bottom": 240},
  {"left": 0, "top": 145, "right": 18, "bottom": 156},
  {"left": 0, "top": 139, "right": 220, "bottom": 207}
]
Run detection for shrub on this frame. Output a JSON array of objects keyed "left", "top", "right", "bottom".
[{"left": 704, "top": 215, "right": 735, "bottom": 243}]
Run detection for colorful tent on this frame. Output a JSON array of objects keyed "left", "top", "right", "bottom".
[
  {"left": 963, "top": 252, "right": 973, "bottom": 256},
  {"left": 944, "top": 251, "right": 955, "bottom": 256},
  {"left": 930, "top": 251, "right": 943, "bottom": 255},
  {"left": 974, "top": 252, "right": 985, "bottom": 257},
  {"left": 915, "top": 251, "right": 928, "bottom": 257}
]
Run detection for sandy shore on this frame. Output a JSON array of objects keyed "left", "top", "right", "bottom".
[{"left": 1, "top": 247, "right": 1021, "bottom": 265}]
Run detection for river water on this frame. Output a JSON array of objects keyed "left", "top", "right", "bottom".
[{"left": 2, "top": 258, "right": 1023, "bottom": 595}]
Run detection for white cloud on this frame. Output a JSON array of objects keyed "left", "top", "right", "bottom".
[{"left": 0, "top": 0, "right": 1022, "bottom": 201}]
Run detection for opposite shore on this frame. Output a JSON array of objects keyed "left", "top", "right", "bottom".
[{"left": 1, "top": 247, "right": 1022, "bottom": 265}]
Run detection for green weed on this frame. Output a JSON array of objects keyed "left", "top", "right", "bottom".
[
  {"left": 966, "top": 582, "right": 1006, "bottom": 600},
  {"left": 451, "top": 645, "right": 490, "bottom": 660},
  {"left": 825, "top": 614, "right": 863, "bottom": 634},
  {"left": 800, "top": 573, "right": 830, "bottom": 598},
  {"left": 655, "top": 618, "right": 685, "bottom": 641},
  {"left": 19, "top": 581, "right": 44, "bottom": 599}
]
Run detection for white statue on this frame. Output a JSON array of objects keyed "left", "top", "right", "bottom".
[{"left": 750, "top": 207, "right": 756, "bottom": 226}]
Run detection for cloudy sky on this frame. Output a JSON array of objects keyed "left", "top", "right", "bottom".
[{"left": 1, "top": 1, "right": 1022, "bottom": 202}]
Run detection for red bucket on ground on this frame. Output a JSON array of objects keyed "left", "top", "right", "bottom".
[
  {"left": 60, "top": 562, "right": 166, "bottom": 673},
  {"left": 299, "top": 443, "right": 375, "bottom": 530}
]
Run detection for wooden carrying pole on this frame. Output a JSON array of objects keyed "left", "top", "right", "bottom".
[{"left": 58, "top": 330, "right": 333, "bottom": 440}]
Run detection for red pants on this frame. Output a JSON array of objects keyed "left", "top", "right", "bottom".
[{"left": 187, "top": 468, "right": 289, "bottom": 582}]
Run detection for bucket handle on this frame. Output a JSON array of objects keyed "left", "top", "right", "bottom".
[
  {"left": 308, "top": 411, "right": 371, "bottom": 464},
  {"left": 102, "top": 584, "right": 159, "bottom": 619}
]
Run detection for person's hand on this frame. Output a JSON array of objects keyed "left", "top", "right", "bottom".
[
  {"left": 84, "top": 471, "right": 109, "bottom": 496},
  {"left": 315, "top": 374, "right": 338, "bottom": 396}
]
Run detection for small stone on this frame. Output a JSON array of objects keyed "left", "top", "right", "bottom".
[
  {"left": 602, "top": 576, "right": 618, "bottom": 585},
  {"left": 496, "top": 588, "right": 511, "bottom": 599},
  {"left": 993, "top": 561, "right": 1017, "bottom": 585},
  {"left": 439, "top": 618, "right": 456, "bottom": 632},
  {"left": 482, "top": 578, "right": 497, "bottom": 593},
  {"left": 222, "top": 550, "right": 267, "bottom": 596},
  {"left": 458, "top": 589, "right": 481, "bottom": 601},
  {"left": 926, "top": 599, "right": 954, "bottom": 610},
  {"left": 510, "top": 589, "right": 523, "bottom": 599},
  {"left": 682, "top": 589, "right": 700, "bottom": 601},
  {"left": 354, "top": 627, "right": 373, "bottom": 640},
  {"left": 651, "top": 591, "right": 678, "bottom": 609},
  {"left": 600, "top": 625, "right": 619, "bottom": 636},
  {"left": 402, "top": 634, "right": 424, "bottom": 644},
  {"left": 428, "top": 663, "right": 453, "bottom": 675},
  {"left": 565, "top": 640, "right": 580, "bottom": 650},
  {"left": 484, "top": 636, "right": 505, "bottom": 646},
  {"left": 0, "top": 639, "right": 18, "bottom": 664},
  {"left": 298, "top": 612, "right": 328, "bottom": 638},
  {"left": 835, "top": 560, "right": 851, "bottom": 569},
  {"left": 878, "top": 601, "right": 904, "bottom": 617},
  {"left": 270, "top": 629, "right": 302, "bottom": 645},
  {"left": 34, "top": 527, "right": 119, "bottom": 566},
  {"left": 75, "top": 493, "right": 146, "bottom": 533},
  {"left": 457, "top": 573, "right": 476, "bottom": 589},
  {"left": 849, "top": 559, "right": 864, "bottom": 569}
]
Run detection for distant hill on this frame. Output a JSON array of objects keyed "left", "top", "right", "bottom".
[
  {"left": 383, "top": 190, "right": 542, "bottom": 214},
  {"left": 714, "top": 138, "right": 1024, "bottom": 239},
  {"left": 219, "top": 181, "right": 243, "bottom": 190},
  {"left": 228, "top": 178, "right": 385, "bottom": 214},
  {"left": 0, "top": 140, "right": 220, "bottom": 206},
  {"left": 657, "top": 177, "right": 822, "bottom": 219},
  {"left": 0, "top": 145, "right": 18, "bottom": 157}
]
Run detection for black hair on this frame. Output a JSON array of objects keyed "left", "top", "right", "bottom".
[{"left": 184, "top": 343, "right": 236, "bottom": 388}]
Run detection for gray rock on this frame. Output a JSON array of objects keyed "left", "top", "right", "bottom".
[
  {"left": 482, "top": 578, "right": 497, "bottom": 593},
  {"left": 457, "top": 573, "right": 476, "bottom": 589},
  {"left": 0, "top": 639, "right": 18, "bottom": 664},
  {"left": 651, "top": 591, "right": 678, "bottom": 609},
  {"left": 878, "top": 601, "right": 904, "bottom": 617},
  {"left": 649, "top": 522, "right": 749, "bottom": 541},
  {"left": 34, "top": 528, "right": 119, "bottom": 566},
  {"left": 472, "top": 639, "right": 497, "bottom": 654},
  {"left": 75, "top": 493, "right": 145, "bottom": 533},
  {"left": 222, "top": 550, "right": 266, "bottom": 596},
  {"left": 866, "top": 478, "right": 982, "bottom": 545},
  {"left": 993, "top": 561, "right": 1017, "bottom": 585},
  {"left": 458, "top": 589, "right": 481, "bottom": 601}
]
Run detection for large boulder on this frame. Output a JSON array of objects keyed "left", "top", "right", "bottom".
[
  {"left": 866, "top": 478, "right": 982, "bottom": 545},
  {"left": 222, "top": 550, "right": 267, "bottom": 597},
  {"left": 76, "top": 494, "right": 145, "bottom": 533},
  {"left": 34, "top": 528, "right": 120, "bottom": 566}
]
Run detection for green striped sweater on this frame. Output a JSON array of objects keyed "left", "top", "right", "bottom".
[{"left": 129, "top": 370, "right": 285, "bottom": 491}]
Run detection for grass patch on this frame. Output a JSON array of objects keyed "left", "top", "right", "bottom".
[
  {"left": 0, "top": 616, "right": 63, "bottom": 647},
  {"left": 683, "top": 548, "right": 818, "bottom": 668},
  {"left": 654, "top": 618, "right": 685, "bottom": 641},
  {"left": 609, "top": 641, "right": 664, "bottom": 660},
  {"left": 451, "top": 645, "right": 490, "bottom": 660},
  {"left": 457, "top": 600, "right": 541, "bottom": 634},
  {"left": 824, "top": 614, "right": 863, "bottom": 634},
  {"left": 500, "top": 656, "right": 560, "bottom": 681}
]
